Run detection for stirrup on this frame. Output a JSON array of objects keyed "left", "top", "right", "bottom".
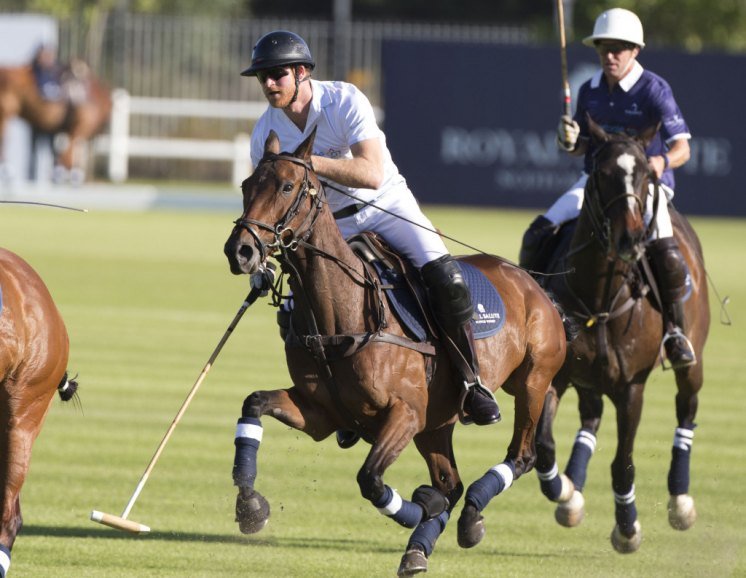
[
  {"left": 660, "top": 328, "right": 696, "bottom": 370},
  {"left": 458, "top": 377, "right": 501, "bottom": 426}
]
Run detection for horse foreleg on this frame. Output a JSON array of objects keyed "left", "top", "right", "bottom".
[
  {"left": 535, "top": 383, "right": 572, "bottom": 500},
  {"left": 610, "top": 382, "right": 644, "bottom": 554},
  {"left": 232, "top": 387, "right": 334, "bottom": 535},
  {"left": 357, "top": 401, "right": 437, "bottom": 531},
  {"left": 552, "top": 387, "right": 604, "bottom": 527},
  {"left": 667, "top": 362, "right": 703, "bottom": 530},
  {"left": 398, "top": 424, "right": 463, "bottom": 577}
]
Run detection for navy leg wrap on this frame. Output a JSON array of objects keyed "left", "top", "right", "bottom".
[
  {"left": 614, "top": 486, "right": 638, "bottom": 534},
  {"left": 373, "top": 485, "right": 424, "bottom": 528},
  {"left": 0, "top": 543, "right": 10, "bottom": 578},
  {"left": 536, "top": 462, "right": 563, "bottom": 501},
  {"left": 409, "top": 511, "right": 450, "bottom": 557},
  {"left": 232, "top": 417, "right": 262, "bottom": 488},
  {"left": 465, "top": 461, "right": 515, "bottom": 511},
  {"left": 565, "top": 429, "right": 596, "bottom": 492},
  {"left": 668, "top": 428, "right": 693, "bottom": 495}
]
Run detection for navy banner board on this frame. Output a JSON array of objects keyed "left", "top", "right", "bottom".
[{"left": 381, "top": 40, "right": 744, "bottom": 216}]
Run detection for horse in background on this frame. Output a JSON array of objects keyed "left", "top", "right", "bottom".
[
  {"left": 0, "top": 247, "right": 79, "bottom": 577},
  {"left": 223, "top": 130, "right": 566, "bottom": 575},
  {"left": 532, "top": 117, "right": 709, "bottom": 553},
  {"left": 0, "top": 59, "right": 112, "bottom": 184}
]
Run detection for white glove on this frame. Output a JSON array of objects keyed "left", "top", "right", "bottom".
[{"left": 556, "top": 115, "right": 580, "bottom": 152}]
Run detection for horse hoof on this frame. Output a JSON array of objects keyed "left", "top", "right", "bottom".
[
  {"left": 668, "top": 494, "right": 696, "bottom": 530},
  {"left": 611, "top": 520, "right": 642, "bottom": 554},
  {"left": 555, "top": 490, "right": 585, "bottom": 527},
  {"left": 457, "top": 503, "right": 485, "bottom": 548},
  {"left": 397, "top": 547, "right": 428, "bottom": 576},
  {"left": 235, "top": 488, "right": 270, "bottom": 534}
]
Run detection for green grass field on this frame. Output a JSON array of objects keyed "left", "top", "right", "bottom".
[{"left": 2, "top": 203, "right": 745, "bottom": 577}]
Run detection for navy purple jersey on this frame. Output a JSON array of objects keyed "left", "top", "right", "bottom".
[{"left": 574, "top": 61, "right": 690, "bottom": 189}]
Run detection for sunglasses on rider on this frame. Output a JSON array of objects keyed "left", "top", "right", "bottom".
[
  {"left": 256, "top": 67, "right": 290, "bottom": 83},
  {"left": 594, "top": 41, "right": 636, "bottom": 54}
]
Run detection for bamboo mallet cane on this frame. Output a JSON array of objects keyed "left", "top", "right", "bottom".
[{"left": 90, "top": 266, "right": 274, "bottom": 533}]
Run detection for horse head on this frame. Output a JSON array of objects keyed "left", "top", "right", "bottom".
[
  {"left": 224, "top": 127, "right": 323, "bottom": 275},
  {"left": 583, "top": 115, "right": 658, "bottom": 264}
]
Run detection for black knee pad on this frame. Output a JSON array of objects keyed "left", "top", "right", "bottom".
[{"left": 421, "top": 255, "right": 473, "bottom": 326}]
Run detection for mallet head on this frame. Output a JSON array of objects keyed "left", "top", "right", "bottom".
[{"left": 90, "top": 510, "right": 151, "bottom": 534}]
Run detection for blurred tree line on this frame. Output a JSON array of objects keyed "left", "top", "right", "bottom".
[{"left": 3, "top": 0, "right": 745, "bottom": 52}]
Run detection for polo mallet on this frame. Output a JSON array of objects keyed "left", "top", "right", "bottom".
[
  {"left": 556, "top": 0, "right": 572, "bottom": 118},
  {"left": 90, "top": 264, "right": 275, "bottom": 534}
]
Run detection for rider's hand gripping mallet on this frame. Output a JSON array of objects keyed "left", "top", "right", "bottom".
[{"left": 90, "top": 265, "right": 275, "bottom": 534}]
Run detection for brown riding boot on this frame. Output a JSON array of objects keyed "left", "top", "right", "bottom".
[{"left": 648, "top": 238, "right": 696, "bottom": 369}]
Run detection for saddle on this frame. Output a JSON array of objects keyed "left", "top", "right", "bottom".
[{"left": 348, "top": 232, "right": 506, "bottom": 343}]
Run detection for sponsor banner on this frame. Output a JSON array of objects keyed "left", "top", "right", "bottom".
[{"left": 382, "top": 40, "right": 744, "bottom": 216}]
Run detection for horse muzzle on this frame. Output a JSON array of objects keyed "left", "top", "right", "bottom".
[{"left": 224, "top": 231, "right": 261, "bottom": 276}]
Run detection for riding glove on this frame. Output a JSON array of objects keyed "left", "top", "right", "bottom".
[{"left": 556, "top": 115, "right": 580, "bottom": 152}]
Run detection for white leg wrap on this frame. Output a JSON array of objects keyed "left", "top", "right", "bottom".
[
  {"left": 235, "top": 422, "right": 263, "bottom": 442},
  {"left": 614, "top": 485, "right": 636, "bottom": 505},
  {"left": 492, "top": 462, "right": 514, "bottom": 490},
  {"left": 673, "top": 427, "right": 694, "bottom": 451},
  {"left": 536, "top": 462, "right": 559, "bottom": 481},
  {"left": 377, "top": 488, "right": 403, "bottom": 516}
]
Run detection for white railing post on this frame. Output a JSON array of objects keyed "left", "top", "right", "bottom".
[
  {"left": 232, "top": 133, "right": 252, "bottom": 189},
  {"left": 108, "top": 88, "right": 131, "bottom": 183}
]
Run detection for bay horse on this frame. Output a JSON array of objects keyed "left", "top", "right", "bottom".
[
  {"left": 0, "top": 247, "right": 78, "bottom": 577},
  {"left": 532, "top": 118, "right": 709, "bottom": 553},
  {"left": 0, "top": 60, "right": 112, "bottom": 183},
  {"left": 223, "top": 129, "right": 566, "bottom": 575}
]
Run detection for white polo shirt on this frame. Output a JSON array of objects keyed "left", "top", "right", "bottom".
[{"left": 250, "top": 79, "right": 407, "bottom": 214}]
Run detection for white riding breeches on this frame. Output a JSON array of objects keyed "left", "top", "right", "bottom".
[
  {"left": 335, "top": 188, "right": 448, "bottom": 268},
  {"left": 544, "top": 174, "right": 674, "bottom": 240}
]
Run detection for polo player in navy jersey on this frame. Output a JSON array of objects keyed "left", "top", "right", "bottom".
[{"left": 519, "top": 7, "right": 696, "bottom": 369}]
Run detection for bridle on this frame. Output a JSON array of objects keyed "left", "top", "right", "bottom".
[
  {"left": 581, "top": 137, "right": 658, "bottom": 259},
  {"left": 231, "top": 153, "right": 324, "bottom": 264}
]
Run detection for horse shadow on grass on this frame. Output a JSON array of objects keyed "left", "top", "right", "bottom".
[{"left": 22, "top": 524, "right": 568, "bottom": 560}]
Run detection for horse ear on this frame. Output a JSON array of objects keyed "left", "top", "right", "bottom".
[
  {"left": 294, "top": 126, "right": 317, "bottom": 161},
  {"left": 264, "top": 130, "right": 280, "bottom": 155},
  {"left": 586, "top": 113, "right": 608, "bottom": 144},
  {"left": 637, "top": 123, "right": 660, "bottom": 149}
]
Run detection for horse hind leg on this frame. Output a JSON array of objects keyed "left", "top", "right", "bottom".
[
  {"left": 397, "top": 424, "right": 463, "bottom": 577},
  {"left": 232, "top": 388, "right": 334, "bottom": 535},
  {"left": 458, "top": 360, "right": 553, "bottom": 549}
]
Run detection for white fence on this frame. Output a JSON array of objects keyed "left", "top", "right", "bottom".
[
  {"left": 96, "top": 89, "right": 384, "bottom": 187},
  {"left": 97, "top": 89, "right": 265, "bottom": 187}
]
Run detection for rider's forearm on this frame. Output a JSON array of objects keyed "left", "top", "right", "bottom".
[{"left": 311, "top": 155, "right": 384, "bottom": 190}]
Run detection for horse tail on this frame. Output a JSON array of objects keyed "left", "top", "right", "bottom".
[{"left": 57, "top": 371, "right": 79, "bottom": 402}]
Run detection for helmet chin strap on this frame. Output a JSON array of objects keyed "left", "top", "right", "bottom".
[{"left": 289, "top": 65, "right": 309, "bottom": 105}]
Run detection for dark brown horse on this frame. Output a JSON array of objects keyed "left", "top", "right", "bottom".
[
  {"left": 0, "top": 60, "right": 112, "bottom": 181},
  {"left": 223, "top": 129, "right": 566, "bottom": 575},
  {"left": 532, "top": 118, "right": 709, "bottom": 553},
  {"left": 0, "top": 247, "right": 78, "bottom": 577}
]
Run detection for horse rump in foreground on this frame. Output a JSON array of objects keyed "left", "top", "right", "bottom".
[
  {"left": 531, "top": 118, "right": 709, "bottom": 553},
  {"left": 223, "top": 129, "right": 566, "bottom": 575},
  {"left": 0, "top": 248, "right": 78, "bottom": 577},
  {"left": 0, "top": 61, "right": 112, "bottom": 184}
]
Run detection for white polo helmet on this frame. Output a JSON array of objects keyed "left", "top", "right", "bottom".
[{"left": 583, "top": 8, "right": 645, "bottom": 48}]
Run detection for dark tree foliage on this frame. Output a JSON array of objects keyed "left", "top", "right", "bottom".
[{"left": 248, "top": 0, "right": 550, "bottom": 25}]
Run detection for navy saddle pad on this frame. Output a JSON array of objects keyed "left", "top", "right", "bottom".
[{"left": 374, "top": 260, "right": 506, "bottom": 342}]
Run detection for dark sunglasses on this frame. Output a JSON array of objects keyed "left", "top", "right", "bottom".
[
  {"left": 594, "top": 41, "right": 635, "bottom": 54},
  {"left": 256, "top": 67, "right": 290, "bottom": 83}
]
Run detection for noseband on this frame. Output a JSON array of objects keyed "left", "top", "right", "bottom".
[{"left": 231, "top": 154, "right": 324, "bottom": 262}]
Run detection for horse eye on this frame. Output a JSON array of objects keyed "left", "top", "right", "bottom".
[{"left": 281, "top": 183, "right": 294, "bottom": 195}]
